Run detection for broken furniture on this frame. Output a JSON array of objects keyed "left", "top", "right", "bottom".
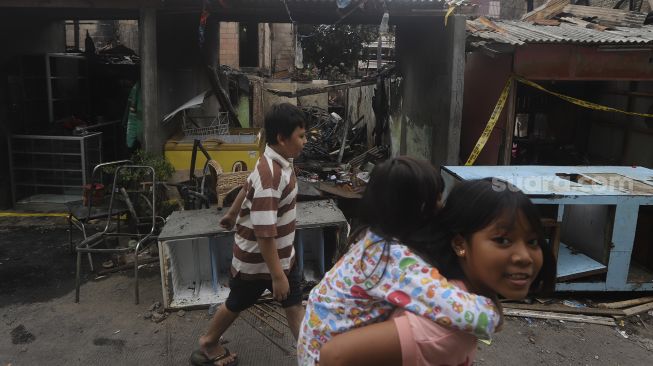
[
  {"left": 442, "top": 165, "right": 653, "bottom": 292},
  {"left": 66, "top": 160, "right": 132, "bottom": 269},
  {"left": 157, "top": 200, "right": 348, "bottom": 309},
  {"left": 9, "top": 133, "right": 102, "bottom": 207},
  {"left": 75, "top": 165, "right": 163, "bottom": 304}
]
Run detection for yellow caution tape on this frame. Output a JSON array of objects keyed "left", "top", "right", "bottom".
[
  {"left": 514, "top": 76, "right": 653, "bottom": 119},
  {"left": 465, "top": 77, "right": 512, "bottom": 166},
  {"left": 444, "top": 5, "right": 456, "bottom": 27},
  {"left": 0, "top": 212, "right": 68, "bottom": 217},
  {"left": 465, "top": 74, "right": 653, "bottom": 166}
]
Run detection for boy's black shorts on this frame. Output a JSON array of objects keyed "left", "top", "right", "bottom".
[{"left": 225, "top": 264, "right": 302, "bottom": 312}]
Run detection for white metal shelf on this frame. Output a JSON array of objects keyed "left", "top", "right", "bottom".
[{"left": 9, "top": 133, "right": 102, "bottom": 205}]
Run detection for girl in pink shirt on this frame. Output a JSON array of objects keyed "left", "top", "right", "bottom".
[{"left": 319, "top": 178, "right": 557, "bottom": 366}]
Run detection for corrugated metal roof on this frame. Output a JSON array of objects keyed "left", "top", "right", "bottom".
[
  {"left": 563, "top": 4, "right": 647, "bottom": 28},
  {"left": 467, "top": 19, "right": 653, "bottom": 46}
]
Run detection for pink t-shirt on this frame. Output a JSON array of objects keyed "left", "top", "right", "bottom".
[{"left": 392, "top": 281, "right": 478, "bottom": 366}]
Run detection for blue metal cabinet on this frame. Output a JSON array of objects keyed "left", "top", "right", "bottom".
[{"left": 442, "top": 166, "right": 653, "bottom": 292}]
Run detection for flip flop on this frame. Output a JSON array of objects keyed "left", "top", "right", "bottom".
[{"left": 189, "top": 348, "right": 238, "bottom": 366}]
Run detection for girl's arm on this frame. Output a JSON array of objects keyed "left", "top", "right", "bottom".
[
  {"left": 361, "top": 247, "right": 500, "bottom": 340},
  {"left": 319, "top": 320, "right": 402, "bottom": 366}
]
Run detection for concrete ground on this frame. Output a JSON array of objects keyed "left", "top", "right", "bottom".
[{"left": 1, "top": 218, "right": 653, "bottom": 366}]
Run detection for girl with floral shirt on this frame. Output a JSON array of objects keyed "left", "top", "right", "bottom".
[
  {"left": 318, "top": 178, "right": 557, "bottom": 366},
  {"left": 296, "top": 157, "right": 501, "bottom": 366}
]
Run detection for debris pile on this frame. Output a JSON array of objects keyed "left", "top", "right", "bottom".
[
  {"left": 296, "top": 106, "right": 388, "bottom": 198},
  {"left": 301, "top": 107, "right": 347, "bottom": 161}
]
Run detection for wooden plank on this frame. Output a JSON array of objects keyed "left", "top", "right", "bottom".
[
  {"left": 503, "top": 308, "right": 617, "bottom": 326},
  {"left": 503, "top": 302, "right": 625, "bottom": 316},
  {"left": 522, "top": 0, "right": 570, "bottom": 21},
  {"left": 622, "top": 301, "right": 653, "bottom": 317},
  {"left": 597, "top": 296, "right": 653, "bottom": 309},
  {"left": 316, "top": 182, "right": 363, "bottom": 200},
  {"left": 477, "top": 16, "right": 507, "bottom": 33}
]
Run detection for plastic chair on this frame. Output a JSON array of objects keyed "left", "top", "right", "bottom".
[{"left": 75, "top": 165, "right": 163, "bottom": 304}]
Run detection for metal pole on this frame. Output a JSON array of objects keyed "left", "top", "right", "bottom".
[{"left": 140, "top": 8, "right": 159, "bottom": 154}]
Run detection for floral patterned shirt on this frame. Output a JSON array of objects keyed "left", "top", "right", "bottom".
[{"left": 296, "top": 229, "right": 500, "bottom": 366}]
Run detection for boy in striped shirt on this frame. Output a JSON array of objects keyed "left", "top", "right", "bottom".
[{"left": 191, "top": 103, "right": 307, "bottom": 366}]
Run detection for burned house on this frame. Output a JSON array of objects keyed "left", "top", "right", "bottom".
[{"left": 1, "top": 0, "right": 471, "bottom": 210}]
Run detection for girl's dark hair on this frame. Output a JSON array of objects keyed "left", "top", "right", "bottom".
[
  {"left": 356, "top": 156, "right": 444, "bottom": 244},
  {"left": 264, "top": 103, "right": 306, "bottom": 145},
  {"left": 423, "top": 178, "right": 557, "bottom": 295},
  {"left": 347, "top": 157, "right": 444, "bottom": 288}
]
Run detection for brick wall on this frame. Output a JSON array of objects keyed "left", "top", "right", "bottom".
[
  {"left": 117, "top": 20, "right": 139, "bottom": 52},
  {"left": 65, "top": 20, "right": 138, "bottom": 52},
  {"left": 271, "top": 23, "right": 294, "bottom": 74},
  {"left": 218, "top": 22, "right": 294, "bottom": 73},
  {"left": 219, "top": 22, "right": 239, "bottom": 68}
]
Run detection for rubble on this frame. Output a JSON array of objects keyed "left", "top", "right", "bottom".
[
  {"left": 151, "top": 311, "right": 167, "bottom": 323},
  {"left": 148, "top": 301, "right": 161, "bottom": 312},
  {"left": 295, "top": 106, "right": 388, "bottom": 199}
]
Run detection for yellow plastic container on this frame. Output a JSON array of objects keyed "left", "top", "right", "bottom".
[{"left": 164, "top": 128, "right": 264, "bottom": 172}]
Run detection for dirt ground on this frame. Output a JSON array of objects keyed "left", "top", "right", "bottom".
[{"left": 1, "top": 219, "right": 653, "bottom": 366}]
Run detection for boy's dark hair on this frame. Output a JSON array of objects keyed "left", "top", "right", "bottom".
[
  {"left": 264, "top": 103, "right": 306, "bottom": 145},
  {"left": 422, "top": 178, "right": 557, "bottom": 295}
]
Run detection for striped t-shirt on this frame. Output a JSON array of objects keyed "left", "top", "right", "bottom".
[{"left": 231, "top": 145, "right": 297, "bottom": 279}]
